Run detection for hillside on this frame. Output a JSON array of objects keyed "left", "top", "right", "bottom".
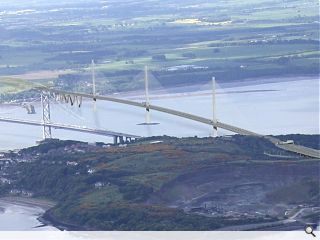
[{"left": 0, "top": 135, "right": 319, "bottom": 230}]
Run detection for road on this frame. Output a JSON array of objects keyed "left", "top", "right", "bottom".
[
  {"left": 0, "top": 117, "right": 140, "bottom": 139},
  {"left": 217, "top": 207, "right": 314, "bottom": 231},
  {"left": 37, "top": 88, "right": 320, "bottom": 158}
]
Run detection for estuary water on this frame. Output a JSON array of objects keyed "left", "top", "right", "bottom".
[
  {"left": 0, "top": 76, "right": 319, "bottom": 151},
  {"left": 0, "top": 76, "right": 318, "bottom": 230},
  {"left": 0, "top": 200, "right": 57, "bottom": 231}
]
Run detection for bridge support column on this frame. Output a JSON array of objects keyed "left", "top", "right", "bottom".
[
  {"left": 113, "top": 136, "right": 125, "bottom": 145},
  {"left": 212, "top": 77, "right": 218, "bottom": 137},
  {"left": 145, "top": 65, "right": 151, "bottom": 124},
  {"left": 41, "top": 93, "right": 52, "bottom": 139}
]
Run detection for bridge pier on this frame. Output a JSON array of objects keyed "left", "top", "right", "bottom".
[
  {"left": 113, "top": 136, "right": 118, "bottom": 145},
  {"left": 212, "top": 77, "right": 218, "bottom": 137},
  {"left": 113, "top": 136, "right": 126, "bottom": 145}
]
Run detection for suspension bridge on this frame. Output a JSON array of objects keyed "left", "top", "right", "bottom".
[
  {"left": 0, "top": 116, "right": 140, "bottom": 144},
  {"left": 0, "top": 64, "right": 319, "bottom": 158}
]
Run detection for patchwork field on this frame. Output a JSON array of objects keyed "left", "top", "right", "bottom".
[{"left": 0, "top": 0, "right": 318, "bottom": 97}]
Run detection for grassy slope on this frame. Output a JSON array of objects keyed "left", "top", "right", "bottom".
[
  {"left": 3, "top": 135, "right": 319, "bottom": 230},
  {"left": 0, "top": 77, "right": 32, "bottom": 94},
  {"left": 265, "top": 180, "right": 320, "bottom": 204}
]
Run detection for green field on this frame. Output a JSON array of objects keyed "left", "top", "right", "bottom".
[
  {"left": 0, "top": 0, "right": 319, "bottom": 97},
  {"left": 0, "top": 77, "right": 32, "bottom": 94}
]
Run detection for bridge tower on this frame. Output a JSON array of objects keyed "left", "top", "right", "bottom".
[
  {"left": 144, "top": 65, "right": 151, "bottom": 124},
  {"left": 212, "top": 77, "right": 218, "bottom": 137},
  {"left": 92, "top": 59, "right": 97, "bottom": 111},
  {"left": 41, "top": 93, "right": 52, "bottom": 139},
  {"left": 92, "top": 59, "right": 97, "bottom": 99}
]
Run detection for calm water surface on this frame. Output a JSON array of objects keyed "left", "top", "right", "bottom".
[
  {"left": 0, "top": 76, "right": 318, "bottom": 150},
  {"left": 0, "top": 76, "right": 318, "bottom": 230},
  {"left": 0, "top": 200, "right": 57, "bottom": 231}
]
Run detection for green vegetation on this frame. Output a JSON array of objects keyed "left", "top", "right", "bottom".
[
  {"left": 0, "top": 77, "right": 33, "bottom": 94},
  {"left": 47, "top": 202, "right": 272, "bottom": 231},
  {"left": 0, "top": 0, "right": 318, "bottom": 99},
  {"left": 2, "top": 135, "right": 319, "bottom": 230},
  {"left": 265, "top": 180, "right": 320, "bottom": 204}
]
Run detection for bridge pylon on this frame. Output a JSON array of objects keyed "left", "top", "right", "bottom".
[
  {"left": 212, "top": 77, "right": 218, "bottom": 137},
  {"left": 144, "top": 65, "right": 151, "bottom": 124},
  {"left": 92, "top": 59, "right": 97, "bottom": 112},
  {"left": 41, "top": 93, "right": 52, "bottom": 139}
]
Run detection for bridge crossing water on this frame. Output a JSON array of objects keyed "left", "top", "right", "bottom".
[
  {"left": 0, "top": 116, "right": 140, "bottom": 144},
  {"left": 0, "top": 73, "right": 319, "bottom": 158},
  {"left": 37, "top": 87, "right": 318, "bottom": 159}
]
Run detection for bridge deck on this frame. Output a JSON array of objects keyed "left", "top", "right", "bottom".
[
  {"left": 0, "top": 117, "right": 140, "bottom": 139},
  {"left": 34, "top": 88, "right": 320, "bottom": 159}
]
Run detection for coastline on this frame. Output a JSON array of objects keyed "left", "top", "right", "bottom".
[
  {"left": 0, "top": 74, "right": 318, "bottom": 151},
  {"left": 0, "top": 196, "right": 56, "bottom": 210},
  {"left": 0, "top": 74, "right": 318, "bottom": 105},
  {"left": 41, "top": 210, "right": 88, "bottom": 231},
  {"left": 0, "top": 197, "right": 87, "bottom": 231},
  {"left": 0, "top": 196, "right": 58, "bottom": 230},
  {"left": 106, "top": 74, "right": 319, "bottom": 99}
]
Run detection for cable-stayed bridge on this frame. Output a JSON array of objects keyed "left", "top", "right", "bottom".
[
  {"left": 0, "top": 67, "right": 319, "bottom": 158},
  {"left": 34, "top": 87, "right": 318, "bottom": 159}
]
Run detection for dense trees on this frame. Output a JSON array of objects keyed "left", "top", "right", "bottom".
[
  {"left": 152, "top": 54, "right": 167, "bottom": 61},
  {"left": 1, "top": 135, "right": 317, "bottom": 230}
]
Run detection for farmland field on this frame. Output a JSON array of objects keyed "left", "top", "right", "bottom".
[{"left": 0, "top": 0, "right": 319, "bottom": 96}]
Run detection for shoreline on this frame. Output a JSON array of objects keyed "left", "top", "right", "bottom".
[
  {"left": 0, "top": 196, "right": 55, "bottom": 210},
  {"left": 0, "top": 74, "right": 318, "bottom": 151},
  {"left": 100, "top": 74, "right": 319, "bottom": 99},
  {"left": 0, "top": 74, "right": 318, "bottom": 105},
  {"left": 0, "top": 196, "right": 59, "bottom": 230},
  {"left": 0, "top": 197, "right": 86, "bottom": 231},
  {"left": 41, "top": 210, "right": 88, "bottom": 231}
]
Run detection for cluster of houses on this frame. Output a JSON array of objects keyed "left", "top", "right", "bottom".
[
  {"left": 0, "top": 152, "right": 34, "bottom": 197},
  {"left": 9, "top": 189, "right": 34, "bottom": 197},
  {"left": 0, "top": 142, "right": 120, "bottom": 196},
  {"left": 0, "top": 153, "right": 15, "bottom": 171},
  {"left": 0, "top": 177, "right": 11, "bottom": 185},
  {"left": 63, "top": 142, "right": 113, "bottom": 154}
]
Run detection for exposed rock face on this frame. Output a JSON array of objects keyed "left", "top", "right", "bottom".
[{"left": 151, "top": 162, "right": 319, "bottom": 217}]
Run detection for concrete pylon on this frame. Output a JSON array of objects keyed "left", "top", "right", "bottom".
[
  {"left": 92, "top": 59, "right": 96, "bottom": 98},
  {"left": 212, "top": 77, "right": 218, "bottom": 137},
  {"left": 144, "top": 65, "right": 151, "bottom": 124},
  {"left": 92, "top": 59, "right": 97, "bottom": 112}
]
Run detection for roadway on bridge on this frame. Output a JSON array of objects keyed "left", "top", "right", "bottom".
[
  {"left": 36, "top": 88, "right": 320, "bottom": 159},
  {"left": 0, "top": 116, "right": 140, "bottom": 140}
]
